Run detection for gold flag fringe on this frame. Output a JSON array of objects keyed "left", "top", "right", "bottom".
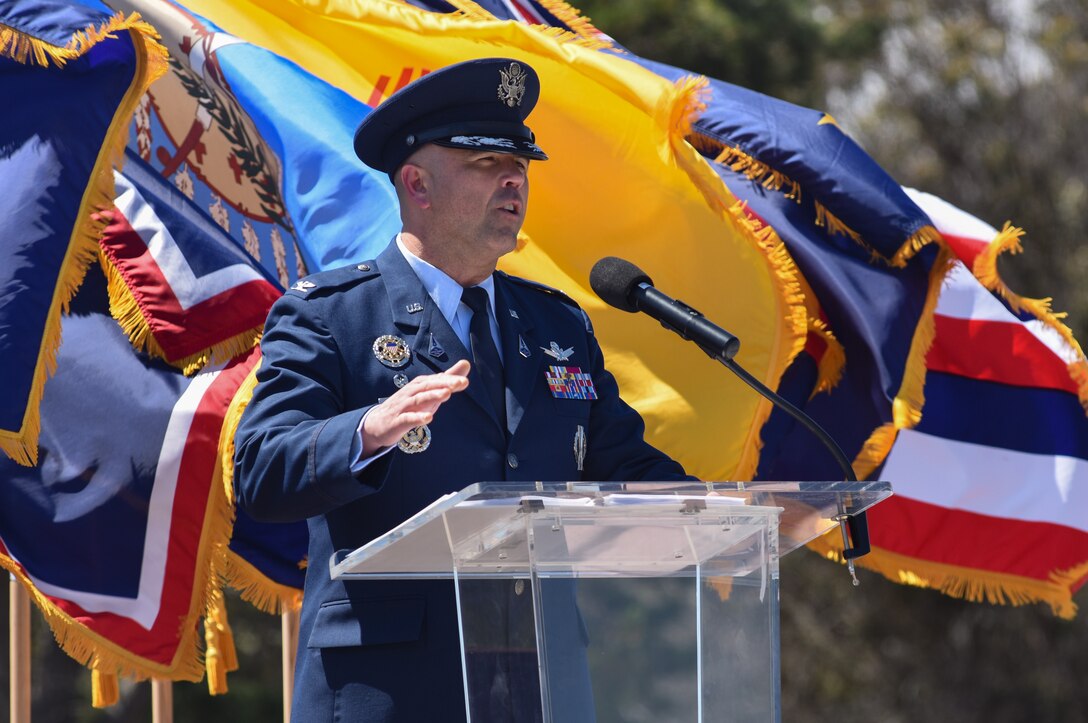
[
  {"left": 666, "top": 76, "right": 809, "bottom": 480},
  {"left": 91, "top": 669, "right": 120, "bottom": 708},
  {"left": 971, "top": 222, "right": 1088, "bottom": 412},
  {"left": 0, "top": 554, "right": 207, "bottom": 693},
  {"left": 98, "top": 243, "right": 263, "bottom": 375},
  {"left": 689, "top": 131, "right": 951, "bottom": 271},
  {"left": 848, "top": 247, "right": 956, "bottom": 479},
  {"left": 204, "top": 586, "right": 239, "bottom": 695},
  {"left": 211, "top": 361, "right": 303, "bottom": 613},
  {"left": 808, "top": 536, "right": 1088, "bottom": 620},
  {"left": 440, "top": 0, "right": 611, "bottom": 49},
  {"left": 0, "top": 14, "right": 166, "bottom": 467},
  {"left": 807, "top": 316, "right": 845, "bottom": 397},
  {"left": 888, "top": 224, "right": 944, "bottom": 268},
  {"left": 535, "top": 0, "right": 613, "bottom": 48}
]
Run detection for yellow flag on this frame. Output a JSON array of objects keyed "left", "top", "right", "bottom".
[{"left": 182, "top": 0, "right": 807, "bottom": 479}]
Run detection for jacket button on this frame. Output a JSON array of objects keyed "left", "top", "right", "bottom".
[
  {"left": 507, "top": 453, "right": 519, "bottom": 469},
  {"left": 356, "top": 263, "right": 371, "bottom": 271},
  {"left": 514, "top": 579, "right": 525, "bottom": 596}
]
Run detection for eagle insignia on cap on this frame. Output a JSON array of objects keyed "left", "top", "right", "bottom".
[{"left": 497, "top": 62, "right": 527, "bottom": 107}]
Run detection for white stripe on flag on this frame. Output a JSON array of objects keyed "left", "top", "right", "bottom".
[
  {"left": 114, "top": 171, "right": 265, "bottom": 310},
  {"left": 882, "top": 428, "right": 1087, "bottom": 533}
]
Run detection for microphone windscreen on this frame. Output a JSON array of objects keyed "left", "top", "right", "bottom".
[{"left": 589, "top": 257, "right": 653, "bottom": 313}]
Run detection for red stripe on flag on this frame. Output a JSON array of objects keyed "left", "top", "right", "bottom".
[
  {"left": 941, "top": 232, "right": 989, "bottom": 270},
  {"left": 928, "top": 315, "right": 1077, "bottom": 394},
  {"left": 870, "top": 496, "right": 1088, "bottom": 585},
  {"left": 99, "top": 210, "right": 280, "bottom": 362},
  {"left": 367, "top": 75, "right": 391, "bottom": 107}
]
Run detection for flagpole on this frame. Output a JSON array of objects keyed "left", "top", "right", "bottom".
[
  {"left": 281, "top": 608, "right": 299, "bottom": 723},
  {"left": 151, "top": 679, "right": 173, "bottom": 723},
  {"left": 10, "top": 575, "right": 31, "bottom": 723}
]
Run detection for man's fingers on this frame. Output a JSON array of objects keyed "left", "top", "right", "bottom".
[{"left": 447, "top": 359, "right": 471, "bottom": 377}]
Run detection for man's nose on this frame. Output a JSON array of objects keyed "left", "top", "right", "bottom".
[{"left": 500, "top": 159, "right": 527, "bottom": 187}]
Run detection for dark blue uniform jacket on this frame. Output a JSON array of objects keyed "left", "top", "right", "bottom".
[{"left": 234, "top": 240, "right": 689, "bottom": 721}]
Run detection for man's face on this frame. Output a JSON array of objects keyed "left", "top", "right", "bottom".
[{"left": 414, "top": 145, "right": 530, "bottom": 263}]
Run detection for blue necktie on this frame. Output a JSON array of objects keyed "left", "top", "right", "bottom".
[{"left": 461, "top": 287, "right": 507, "bottom": 430}]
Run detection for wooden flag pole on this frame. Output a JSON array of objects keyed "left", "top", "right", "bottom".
[
  {"left": 281, "top": 608, "right": 299, "bottom": 723},
  {"left": 151, "top": 679, "right": 173, "bottom": 723},
  {"left": 10, "top": 575, "right": 31, "bottom": 723}
]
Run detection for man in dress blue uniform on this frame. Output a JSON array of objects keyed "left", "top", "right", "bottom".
[{"left": 234, "top": 57, "right": 691, "bottom": 722}]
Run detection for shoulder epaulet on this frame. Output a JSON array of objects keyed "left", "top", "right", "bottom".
[
  {"left": 500, "top": 272, "right": 580, "bottom": 308},
  {"left": 286, "top": 261, "right": 379, "bottom": 298}
]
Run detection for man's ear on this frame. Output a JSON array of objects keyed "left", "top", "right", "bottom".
[{"left": 399, "top": 163, "right": 431, "bottom": 210}]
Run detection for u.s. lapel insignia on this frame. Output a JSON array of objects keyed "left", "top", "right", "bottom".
[
  {"left": 290, "top": 279, "right": 316, "bottom": 293},
  {"left": 573, "top": 425, "right": 587, "bottom": 472},
  {"left": 406, "top": 302, "right": 424, "bottom": 314},
  {"left": 545, "top": 366, "right": 598, "bottom": 400},
  {"left": 393, "top": 373, "right": 409, "bottom": 388},
  {"left": 518, "top": 335, "right": 531, "bottom": 358},
  {"left": 373, "top": 335, "right": 411, "bottom": 368},
  {"left": 398, "top": 424, "right": 431, "bottom": 454},
  {"left": 541, "top": 341, "right": 574, "bottom": 362},
  {"left": 428, "top": 333, "right": 446, "bottom": 359},
  {"left": 497, "top": 61, "right": 527, "bottom": 107}
]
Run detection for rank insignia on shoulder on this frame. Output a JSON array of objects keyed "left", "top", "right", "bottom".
[
  {"left": 290, "top": 280, "right": 316, "bottom": 292},
  {"left": 541, "top": 341, "right": 574, "bottom": 362},
  {"left": 398, "top": 424, "right": 431, "bottom": 454},
  {"left": 373, "top": 335, "right": 411, "bottom": 368},
  {"left": 545, "top": 366, "right": 598, "bottom": 400}
]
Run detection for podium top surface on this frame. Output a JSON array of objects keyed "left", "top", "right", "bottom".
[{"left": 331, "top": 481, "right": 891, "bottom": 580}]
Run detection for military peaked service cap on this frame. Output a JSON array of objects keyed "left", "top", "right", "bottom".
[{"left": 354, "top": 57, "right": 549, "bottom": 174}]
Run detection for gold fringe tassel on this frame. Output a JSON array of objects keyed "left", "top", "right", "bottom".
[
  {"left": 91, "top": 669, "right": 120, "bottom": 708},
  {"left": 223, "top": 551, "right": 304, "bottom": 615},
  {"left": 0, "top": 14, "right": 167, "bottom": 467},
  {"left": 441, "top": 0, "right": 611, "bottom": 49},
  {"left": 534, "top": 0, "right": 612, "bottom": 47},
  {"left": 97, "top": 244, "right": 264, "bottom": 375},
  {"left": 807, "top": 316, "right": 845, "bottom": 397},
  {"left": 848, "top": 247, "right": 956, "bottom": 478},
  {"left": 972, "top": 223, "right": 1088, "bottom": 408},
  {"left": 0, "top": 557, "right": 207, "bottom": 687},
  {"left": 888, "top": 224, "right": 943, "bottom": 268},
  {"left": 664, "top": 71, "right": 809, "bottom": 486},
  {"left": 1068, "top": 360, "right": 1088, "bottom": 415},
  {"left": 685, "top": 134, "right": 802, "bottom": 201},
  {"left": 204, "top": 587, "right": 239, "bottom": 695},
  {"left": 210, "top": 360, "right": 303, "bottom": 615},
  {"left": 808, "top": 536, "right": 1087, "bottom": 620}
]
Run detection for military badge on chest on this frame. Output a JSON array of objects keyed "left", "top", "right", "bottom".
[
  {"left": 373, "top": 334, "right": 411, "bottom": 368},
  {"left": 545, "top": 366, "right": 598, "bottom": 400}
]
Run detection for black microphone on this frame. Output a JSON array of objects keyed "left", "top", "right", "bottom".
[
  {"left": 589, "top": 257, "right": 740, "bottom": 362},
  {"left": 589, "top": 256, "right": 872, "bottom": 577}
]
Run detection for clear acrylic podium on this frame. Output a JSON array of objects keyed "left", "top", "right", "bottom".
[{"left": 330, "top": 481, "right": 891, "bottom": 723}]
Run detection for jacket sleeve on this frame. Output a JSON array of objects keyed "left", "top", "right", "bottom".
[
  {"left": 580, "top": 314, "right": 697, "bottom": 483},
  {"left": 233, "top": 293, "right": 392, "bottom": 522}
]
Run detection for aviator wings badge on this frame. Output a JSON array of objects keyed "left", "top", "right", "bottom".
[{"left": 541, "top": 341, "right": 574, "bottom": 362}]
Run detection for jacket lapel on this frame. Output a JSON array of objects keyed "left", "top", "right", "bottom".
[
  {"left": 375, "top": 241, "right": 499, "bottom": 428},
  {"left": 496, "top": 275, "right": 544, "bottom": 437}
]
